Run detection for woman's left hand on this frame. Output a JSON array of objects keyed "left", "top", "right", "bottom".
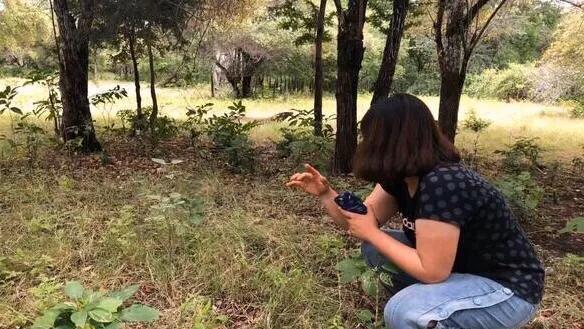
[{"left": 338, "top": 207, "right": 380, "bottom": 242}]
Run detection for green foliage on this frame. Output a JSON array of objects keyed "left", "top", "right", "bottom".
[
  {"left": 559, "top": 217, "right": 584, "bottom": 234},
  {"left": 467, "top": 63, "right": 533, "bottom": 101},
  {"left": 462, "top": 110, "right": 491, "bottom": 133},
  {"left": 495, "top": 171, "right": 543, "bottom": 220},
  {"left": 183, "top": 103, "right": 213, "bottom": 146},
  {"left": 117, "top": 107, "right": 178, "bottom": 140},
  {"left": 26, "top": 71, "right": 63, "bottom": 136},
  {"left": 205, "top": 101, "right": 258, "bottom": 172},
  {"left": 32, "top": 281, "right": 159, "bottom": 329},
  {"left": 269, "top": 0, "right": 334, "bottom": 46},
  {"left": 495, "top": 137, "right": 543, "bottom": 173},
  {"left": 276, "top": 108, "right": 334, "bottom": 171},
  {"left": 0, "top": 85, "right": 23, "bottom": 116},
  {"left": 179, "top": 296, "right": 229, "bottom": 328}
]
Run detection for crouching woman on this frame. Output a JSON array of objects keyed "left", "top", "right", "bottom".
[{"left": 287, "top": 94, "right": 543, "bottom": 329}]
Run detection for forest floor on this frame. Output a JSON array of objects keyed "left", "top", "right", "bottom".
[{"left": 0, "top": 132, "right": 583, "bottom": 329}]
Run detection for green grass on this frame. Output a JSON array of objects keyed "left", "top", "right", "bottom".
[
  {"left": 0, "top": 147, "right": 582, "bottom": 328},
  {"left": 2, "top": 78, "right": 583, "bottom": 161}
]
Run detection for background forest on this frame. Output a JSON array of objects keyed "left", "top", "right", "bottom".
[{"left": 0, "top": 0, "right": 583, "bottom": 328}]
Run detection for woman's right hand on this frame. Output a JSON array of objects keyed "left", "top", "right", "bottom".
[{"left": 286, "top": 164, "right": 331, "bottom": 197}]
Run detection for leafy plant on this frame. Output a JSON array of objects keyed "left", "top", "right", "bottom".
[
  {"left": 90, "top": 86, "right": 128, "bottom": 129},
  {"left": 146, "top": 192, "right": 206, "bottom": 283},
  {"left": 276, "top": 108, "right": 335, "bottom": 171},
  {"left": 559, "top": 217, "right": 584, "bottom": 234},
  {"left": 13, "top": 116, "right": 45, "bottom": 167},
  {"left": 183, "top": 103, "right": 213, "bottom": 146},
  {"left": 335, "top": 252, "right": 397, "bottom": 328},
  {"left": 205, "top": 101, "right": 258, "bottom": 147},
  {"left": 495, "top": 137, "right": 543, "bottom": 173},
  {"left": 26, "top": 71, "right": 63, "bottom": 137},
  {"left": 32, "top": 281, "right": 159, "bottom": 329},
  {"left": 462, "top": 109, "right": 491, "bottom": 168},
  {"left": 0, "top": 85, "right": 24, "bottom": 134},
  {"left": 495, "top": 171, "right": 543, "bottom": 220},
  {"left": 205, "top": 101, "right": 258, "bottom": 172}
]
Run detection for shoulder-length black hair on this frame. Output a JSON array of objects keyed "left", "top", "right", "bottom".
[{"left": 353, "top": 93, "right": 460, "bottom": 184}]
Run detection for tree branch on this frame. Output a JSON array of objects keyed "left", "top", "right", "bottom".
[
  {"left": 468, "top": 0, "right": 509, "bottom": 54},
  {"left": 557, "top": 0, "right": 583, "bottom": 8}
]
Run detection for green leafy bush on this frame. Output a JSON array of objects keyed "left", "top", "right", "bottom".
[
  {"left": 32, "top": 281, "right": 159, "bottom": 329},
  {"left": 495, "top": 137, "right": 543, "bottom": 173},
  {"left": 467, "top": 63, "right": 533, "bottom": 101},
  {"left": 183, "top": 102, "right": 213, "bottom": 146},
  {"left": 205, "top": 101, "right": 258, "bottom": 172},
  {"left": 495, "top": 171, "right": 543, "bottom": 220},
  {"left": 276, "top": 109, "right": 334, "bottom": 171},
  {"left": 117, "top": 107, "right": 178, "bottom": 140}
]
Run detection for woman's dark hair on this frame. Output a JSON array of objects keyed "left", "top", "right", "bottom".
[{"left": 353, "top": 93, "right": 460, "bottom": 184}]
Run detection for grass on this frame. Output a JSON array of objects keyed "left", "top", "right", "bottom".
[
  {"left": 0, "top": 134, "right": 582, "bottom": 328},
  {"left": 2, "top": 78, "right": 584, "bottom": 161}
]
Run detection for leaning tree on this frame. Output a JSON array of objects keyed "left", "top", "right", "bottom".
[
  {"left": 370, "top": 0, "right": 410, "bottom": 105},
  {"left": 332, "top": 0, "right": 367, "bottom": 174},
  {"left": 434, "top": 0, "right": 509, "bottom": 141}
]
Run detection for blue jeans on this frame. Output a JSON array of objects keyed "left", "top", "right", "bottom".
[{"left": 362, "top": 230, "right": 538, "bottom": 329}]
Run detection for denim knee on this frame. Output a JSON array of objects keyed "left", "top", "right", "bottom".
[{"left": 384, "top": 291, "right": 422, "bottom": 329}]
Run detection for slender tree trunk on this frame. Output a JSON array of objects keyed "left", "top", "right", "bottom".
[
  {"left": 93, "top": 48, "right": 98, "bottom": 80},
  {"left": 371, "top": 0, "right": 409, "bottom": 105},
  {"left": 128, "top": 30, "right": 142, "bottom": 119},
  {"left": 333, "top": 0, "right": 367, "bottom": 174},
  {"left": 147, "top": 42, "right": 158, "bottom": 133},
  {"left": 53, "top": 0, "right": 101, "bottom": 152},
  {"left": 313, "top": 0, "right": 327, "bottom": 136},
  {"left": 48, "top": 0, "right": 62, "bottom": 64},
  {"left": 210, "top": 68, "right": 215, "bottom": 97}
]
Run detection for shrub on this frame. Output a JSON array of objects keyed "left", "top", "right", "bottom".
[
  {"left": 495, "top": 171, "right": 543, "bottom": 220},
  {"left": 467, "top": 63, "right": 533, "bottom": 101},
  {"left": 462, "top": 110, "right": 491, "bottom": 169},
  {"left": 276, "top": 108, "right": 334, "bottom": 172},
  {"left": 32, "top": 281, "right": 159, "bottom": 329},
  {"left": 205, "top": 101, "right": 258, "bottom": 172},
  {"left": 117, "top": 107, "right": 178, "bottom": 140},
  {"left": 495, "top": 137, "right": 543, "bottom": 173},
  {"left": 183, "top": 102, "right": 213, "bottom": 146}
]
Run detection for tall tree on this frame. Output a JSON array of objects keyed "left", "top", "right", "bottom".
[
  {"left": 270, "top": 0, "right": 333, "bottom": 135},
  {"left": 332, "top": 0, "right": 367, "bottom": 174},
  {"left": 53, "top": 0, "right": 101, "bottom": 151},
  {"left": 370, "top": 0, "right": 409, "bottom": 105},
  {"left": 434, "top": 0, "right": 509, "bottom": 141},
  {"left": 313, "top": 0, "right": 327, "bottom": 136}
]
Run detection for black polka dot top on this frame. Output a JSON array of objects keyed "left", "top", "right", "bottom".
[{"left": 381, "top": 163, "right": 545, "bottom": 304}]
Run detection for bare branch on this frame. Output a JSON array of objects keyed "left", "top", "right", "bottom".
[
  {"left": 468, "top": 0, "right": 509, "bottom": 54},
  {"left": 557, "top": 0, "right": 583, "bottom": 9}
]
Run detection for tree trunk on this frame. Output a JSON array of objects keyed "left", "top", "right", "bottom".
[
  {"left": 53, "top": 0, "right": 101, "bottom": 152},
  {"left": 242, "top": 75, "right": 252, "bottom": 98},
  {"left": 370, "top": 0, "right": 409, "bottom": 105},
  {"left": 147, "top": 42, "right": 158, "bottom": 133},
  {"left": 210, "top": 68, "right": 215, "bottom": 97},
  {"left": 333, "top": 0, "right": 367, "bottom": 174},
  {"left": 313, "top": 0, "right": 327, "bottom": 136},
  {"left": 437, "top": 71, "right": 465, "bottom": 141},
  {"left": 128, "top": 30, "right": 142, "bottom": 119}
]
